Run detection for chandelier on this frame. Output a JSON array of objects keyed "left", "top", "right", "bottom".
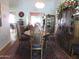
[{"left": 35, "top": 0, "right": 45, "bottom": 9}]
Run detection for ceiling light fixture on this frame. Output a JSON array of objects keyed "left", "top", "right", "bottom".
[{"left": 35, "top": 2, "right": 45, "bottom": 9}]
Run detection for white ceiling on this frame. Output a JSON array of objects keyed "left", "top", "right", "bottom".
[{"left": 9, "top": 0, "right": 65, "bottom": 14}]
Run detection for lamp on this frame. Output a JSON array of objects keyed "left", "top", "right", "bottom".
[{"left": 35, "top": 1, "right": 45, "bottom": 9}]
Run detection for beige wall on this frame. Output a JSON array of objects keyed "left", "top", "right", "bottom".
[
  {"left": 74, "top": 21, "right": 79, "bottom": 39},
  {"left": 0, "top": 0, "right": 10, "bottom": 51}
]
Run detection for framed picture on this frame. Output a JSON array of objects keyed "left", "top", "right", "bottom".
[{"left": 0, "top": 4, "right": 2, "bottom": 27}]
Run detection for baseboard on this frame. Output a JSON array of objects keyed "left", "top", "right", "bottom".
[{"left": 0, "top": 40, "right": 11, "bottom": 53}]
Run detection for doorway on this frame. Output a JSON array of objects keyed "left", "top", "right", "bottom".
[
  {"left": 9, "top": 13, "right": 17, "bottom": 44},
  {"left": 29, "top": 12, "right": 43, "bottom": 27}
]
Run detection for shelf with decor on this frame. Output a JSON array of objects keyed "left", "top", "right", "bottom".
[
  {"left": 56, "top": 0, "right": 79, "bottom": 55},
  {"left": 57, "top": 0, "right": 79, "bottom": 18},
  {"left": 73, "top": 6, "right": 79, "bottom": 16}
]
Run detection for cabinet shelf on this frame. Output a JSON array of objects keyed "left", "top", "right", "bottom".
[{"left": 73, "top": 12, "right": 79, "bottom": 16}]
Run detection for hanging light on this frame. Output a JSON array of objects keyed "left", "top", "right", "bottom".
[{"left": 35, "top": 1, "right": 45, "bottom": 9}]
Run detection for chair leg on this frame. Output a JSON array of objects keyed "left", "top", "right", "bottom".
[{"left": 71, "top": 48, "right": 74, "bottom": 56}]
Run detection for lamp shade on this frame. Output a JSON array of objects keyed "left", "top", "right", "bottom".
[{"left": 35, "top": 2, "right": 45, "bottom": 9}]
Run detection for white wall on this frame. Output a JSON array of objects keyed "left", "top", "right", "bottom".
[
  {"left": 16, "top": 2, "right": 29, "bottom": 26},
  {"left": 0, "top": 0, "right": 10, "bottom": 51},
  {"left": 10, "top": 0, "right": 66, "bottom": 27},
  {"left": 14, "top": 0, "right": 65, "bottom": 26}
]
